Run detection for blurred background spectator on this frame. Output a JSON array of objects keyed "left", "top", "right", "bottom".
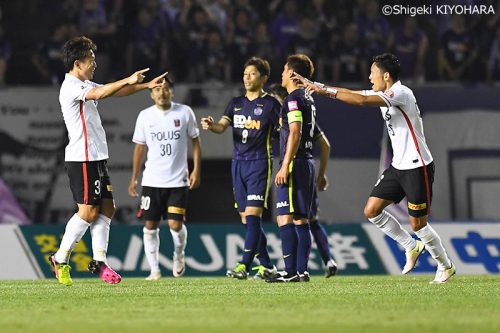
[
  {"left": 0, "top": 25, "right": 11, "bottom": 87},
  {"left": 388, "top": 17, "right": 428, "bottom": 85},
  {"left": 0, "top": 0, "right": 498, "bottom": 86},
  {"left": 438, "top": 15, "right": 479, "bottom": 82}
]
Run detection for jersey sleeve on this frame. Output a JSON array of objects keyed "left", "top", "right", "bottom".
[
  {"left": 222, "top": 98, "right": 235, "bottom": 124},
  {"left": 60, "top": 80, "right": 93, "bottom": 103},
  {"left": 132, "top": 112, "right": 146, "bottom": 145},
  {"left": 285, "top": 98, "right": 303, "bottom": 124},
  {"left": 187, "top": 107, "right": 200, "bottom": 139},
  {"left": 376, "top": 87, "right": 407, "bottom": 107},
  {"left": 80, "top": 80, "right": 101, "bottom": 101}
]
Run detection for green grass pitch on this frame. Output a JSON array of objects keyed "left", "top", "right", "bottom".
[{"left": 0, "top": 275, "right": 499, "bottom": 333}]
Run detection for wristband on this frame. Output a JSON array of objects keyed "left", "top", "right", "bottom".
[{"left": 326, "top": 87, "right": 338, "bottom": 98}]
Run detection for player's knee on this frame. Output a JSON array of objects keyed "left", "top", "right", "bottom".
[
  {"left": 409, "top": 216, "right": 427, "bottom": 231},
  {"left": 99, "top": 200, "right": 115, "bottom": 219},
  {"left": 364, "top": 205, "right": 381, "bottom": 220},
  {"left": 169, "top": 220, "right": 183, "bottom": 232},
  {"left": 78, "top": 207, "right": 100, "bottom": 223},
  {"left": 102, "top": 205, "right": 115, "bottom": 219}
]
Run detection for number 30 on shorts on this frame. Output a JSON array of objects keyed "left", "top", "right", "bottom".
[{"left": 140, "top": 196, "right": 151, "bottom": 210}]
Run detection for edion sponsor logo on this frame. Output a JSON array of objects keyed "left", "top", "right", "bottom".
[{"left": 234, "top": 115, "right": 261, "bottom": 129}]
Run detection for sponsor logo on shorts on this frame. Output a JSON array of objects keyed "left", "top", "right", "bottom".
[
  {"left": 276, "top": 201, "right": 289, "bottom": 208},
  {"left": 408, "top": 202, "right": 427, "bottom": 210},
  {"left": 107, "top": 185, "right": 113, "bottom": 192},
  {"left": 168, "top": 206, "right": 186, "bottom": 215},
  {"left": 247, "top": 194, "right": 264, "bottom": 201}
]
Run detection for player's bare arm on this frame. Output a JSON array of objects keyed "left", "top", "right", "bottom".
[
  {"left": 128, "top": 143, "right": 147, "bottom": 197},
  {"left": 291, "top": 71, "right": 384, "bottom": 107},
  {"left": 275, "top": 121, "right": 301, "bottom": 186},
  {"left": 200, "top": 116, "right": 230, "bottom": 133},
  {"left": 189, "top": 137, "right": 202, "bottom": 190},
  {"left": 86, "top": 68, "right": 149, "bottom": 100},
  {"left": 113, "top": 71, "right": 168, "bottom": 97},
  {"left": 316, "top": 133, "right": 330, "bottom": 192},
  {"left": 86, "top": 69, "right": 167, "bottom": 100}
]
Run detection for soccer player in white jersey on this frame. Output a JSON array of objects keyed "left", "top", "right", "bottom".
[
  {"left": 292, "top": 53, "right": 455, "bottom": 284},
  {"left": 128, "top": 78, "right": 201, "bottom": 281},
  {"left": 51, "top": 36, "right": 167, "bottom": 287}
]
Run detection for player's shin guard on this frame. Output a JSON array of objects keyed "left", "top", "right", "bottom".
[
  {"left": 55, "top": 213, "right": 90, "bottom": 263},
  {"left": 90, "top": 214, "right": 111, "bottom": 263},
  {"left": 279, "top": 223, "right": 298, "bottom": 275},
  {"left": 368, "top": 210, "right": 416, "bottom": 251},
  {"left": 143, "top": 227, "right": 160, "bottom": 273},
  {"left": 310, "top": 220, "right": 333, "bottom": 265},
  {"left": 256, "top": 227, "right": 272, "bottom": 268},
  {"left": 415, "top": 223, "right": 452, "bottom": 269},
  {"left": 296, "top": 223, "right": 312, "bottom": 274},
  {"left": 241, "top": 215, "right": 261, "bottom": 267}
]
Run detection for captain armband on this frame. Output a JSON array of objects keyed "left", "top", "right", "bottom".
[{"left": 287, "top": 110, "right": 303, "bottom": 123}]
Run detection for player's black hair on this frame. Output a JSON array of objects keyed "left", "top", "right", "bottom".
[
  {"left": 164, "top": 75, "right": 174, "bottom": 89},
  {"left": 62, "top": 36, "right": 97, "bottom": 71},
  {"left": 244, "top": 57, "right": 271, "bottom": 78},
  {"left": 372, "top": 53, "right": 400, "bottom": 81},
  {"left": 268, "top": 83, "right": 287, "bottom": 102},
  {"left": 286, "top": 54, "right": 314, "bottom": 79}
]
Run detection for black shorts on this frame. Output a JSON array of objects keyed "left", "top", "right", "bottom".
[
  {"left": 370, "top": 162, "right": 434, "bottom": 218},
  {"left": 65, "top": 160, "right": 113, "bottom": 205},
  {"left": 138, "top": 186, "right": 188, "bottom": 221}
]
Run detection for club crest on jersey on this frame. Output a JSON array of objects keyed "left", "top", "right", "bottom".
[
  {"left": 253, "top": 106, "right": 263, "bottom": 116},
  {"left": 288, "top": 101, "right": 298, "bottom": 111},
  {"left": 384, "top": 90, "right": 394, "bottom": 98},
  {"left": 234, "top": 114, "right": 261, "bottom": 129},
  {"left": 174, "top": 119, "right": 180, "bottom": 127}
]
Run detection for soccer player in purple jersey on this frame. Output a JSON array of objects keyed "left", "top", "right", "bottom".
[
  {"left": 269, "top": 83, "right": 338, "bottom": 278},
  {"left": 201, "top": 57, "right": 281, "bottom": 279},
  {"left": 266, "top": 54, "right": 317, "bottom": 283}
]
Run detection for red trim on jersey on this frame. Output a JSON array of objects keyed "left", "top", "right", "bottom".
[
  {"left": 396, "top": 106, "right": 431, "bottom": 215},
  {"left": 79, "top": 100, "right": 89, "bottom": 162},
  {"left": 82, "top": 163, "right": 89, "bottom": 205}
]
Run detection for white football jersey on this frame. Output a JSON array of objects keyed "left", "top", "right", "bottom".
[
  {"left": 59, "top": 73, "right": 108, "bottom": 162},
  {"left": 365, "top": 81, "right": 433, "bottom": 170},
  {"left": 133, "top": 103, "right": 199, "bottom": 188}
]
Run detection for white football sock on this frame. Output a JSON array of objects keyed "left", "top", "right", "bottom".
[
  {"left": 143, "top": 227, "right": 160, "bottom": 273},
  {"left": 55, "top": 213, "right": 90, "bottom": 263},
  {"left": 368, "top": 210, "right": 416, "bottom": 251},
  {"left": 90, "top": 214, "right": 111, "bottom": 263},
  {"left": 170, "top": 224, "right": 187, "bottom": 257},
  {"left": 415, "top": 224, "right": 451, "bottom": 269}
]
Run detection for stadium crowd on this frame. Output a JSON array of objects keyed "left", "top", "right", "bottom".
[{"left": 1, "top": 0, "right": 500, "bottom": 86}]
